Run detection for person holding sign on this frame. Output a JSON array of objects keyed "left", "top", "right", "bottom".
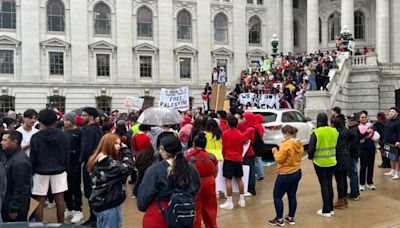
[{"left": 383, "top": 107, "right": 400, "bottom": 179}]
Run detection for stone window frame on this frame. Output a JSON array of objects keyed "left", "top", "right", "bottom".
[
  {"left": 139, "top": 55, "right": 152, "bottom": 78},
  {"left": 328, "top": 12, "right": 341, "bottom": 42},
  {"left": 133, "top": 1, "right": 158, "bottom": 43},
  {"left": 248, "top": 15, "right": 262, "bottom": 45},
  {"left": 40, "top": 37, "right": 70, "bottom": 81},
  {"left": 0, "top": 0, "right": 16, "bottom": 30},
  {"left": 133, "top": 43, "right": 158, "bottom": 83},
  {"left": 88, "top": 40, "right": 116, "bottom": 82},
  {"left": 48, "top": 51, "right": 64, "bottom": 75},
  {"left": 136, "top": 6, "right": 153, "bottom": 39},
  {"left": 88, "top": 0, "right": 116, "bottom": 39},
  {"left": 96, "top": 95, "right": 112, "bottom": 115},
  {"left": 213, "top": 12, "right": 228, "bottom": 44},
  {"left": 47, "top": 95, "right": 66, "bottom": 113},
  {"left": 0, "top": 95, "right": 14, "bottom": 113},
  {"left": 0, "top": 35, "right": 20, "bottom": 80},
  {"left": 40, "top": 0, "right": 69, "bottom": 36},
  {"left": 212, "top": 47, "right": 233, "bottom": 84},
  {"left": 174, "top": 45, "right": 198, "bottom": 84},
  {"left": 46, "top": 0, "right": 65, "bottom": 32},
  {"left": 354, "top": 11, "right": 365, "bottom": 40},
  {"left": 176, "top": 9, "right": 192, "bottom": 41},
  {"left": 0, "top": 49, "right": 14, "bottom": 74}
]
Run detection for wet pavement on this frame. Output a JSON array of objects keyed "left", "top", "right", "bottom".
[{"left": 45, "top": 156, "right": 400, "bottom": 227}]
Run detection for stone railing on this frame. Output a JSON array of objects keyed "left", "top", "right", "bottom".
[
  {"left": 379, "top": 63, "right": 400, "bottom": 74},
  {"left": 351, "top": 54, "right": 378, "bottom": 67}
]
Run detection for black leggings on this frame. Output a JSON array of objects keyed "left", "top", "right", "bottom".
[{"left": 359, "top": 143, "right": 375, "bottom": 185}]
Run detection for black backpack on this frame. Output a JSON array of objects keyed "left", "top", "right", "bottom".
[
  {"left": 156, "top": 188, "right": 195, "bottom": 228},
  {"left": 251, "top": 127, "right": 266, "bottom": 157}
]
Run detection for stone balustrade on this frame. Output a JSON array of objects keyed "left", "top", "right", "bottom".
[{"left": 352, "top": 54, "right": 378, "bottom": 67}]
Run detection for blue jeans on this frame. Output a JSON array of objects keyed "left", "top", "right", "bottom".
[
  {"left": 348, "top": 158, "right": 360, "bottom": 197},
  {"left": 309, "top": 75, "right": 317, "bottom": 91},
  {"left": 254, "top": 156, "right": 264, "bottom": 178},
  {"left": 95, "top": 206, "right": 123, "bottom": 228},
  {"left": 273, "top": 170, "right": 302, "bottom": 219}
]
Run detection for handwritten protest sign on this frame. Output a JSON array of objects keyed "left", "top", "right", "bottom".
[
  {"left": 124, "top": 96, "right": 144, "bottom": 111},
  {"left": 159, "top": 87, "right": 189, "bottom": 111},
  {"left": 238, "top": 93, "right": 257, "bottom": 106},
  {"left": 259, "top": 94, "right": 280, "bottom": 109}
]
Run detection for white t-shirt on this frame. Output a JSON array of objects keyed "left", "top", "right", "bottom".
[{"left": 16, "top": 126, "right": 39, "bottom": 157}]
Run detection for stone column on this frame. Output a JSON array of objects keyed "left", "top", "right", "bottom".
[
  {"left": 307, "top": 0, "right": 319, "bottom": 53},
  {"left": 376, "top": 0, "right": 390, "bottom": 63},
  {"left": 391, "top": 0, "right": 400, "bottom": 62},
  {"left": 282, "top": 0, "right": 294, "bottom": 54},
  {"left": 341, "top": 0, "right": 354, "bottom": 36}
]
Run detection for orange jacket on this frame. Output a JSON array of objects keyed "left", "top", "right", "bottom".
[{"left": 272, "top": 139, "right": 304, "bottom": 175}]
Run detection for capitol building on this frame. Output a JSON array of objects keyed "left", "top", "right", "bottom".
[{"left": 0, "top": 0, "right": 399, "bottom": 114}]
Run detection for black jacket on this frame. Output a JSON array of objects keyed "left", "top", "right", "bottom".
[
  {"left": 0, "top": 161, "right": 6, "bottom": 212},
  {"left": 89, "top": 148, "right": 133, "bottom": 212},
  {"left": 334, "top": 125, "right": 352, "bottom": 171},
  {"left": 137, "top": 160, "right": 201, "bottom": 212},
  {"left": 348, "top": 125, "right": 360, "bottom": 159},
  {"left": 373, "top": 121, "right": 385, "bottom": 145},
  {"left": 80, "top": 123, "right": 102, "bottom": 164},
  {"left": 30, "top": 128, "right": 70, "bottom": 175},
  {"left": 65, "top": 127, "right": 83, "bottom": 165},
  {"left": 384, "top": 117, "right": 400, "bottom": 144},
  {"left": 2, "top": 149, "right": 31, "bottom": 214}
]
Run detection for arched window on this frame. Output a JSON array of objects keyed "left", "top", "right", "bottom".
[
  {"left": 319, "top": 18, "right": 322, "bottom": 43},
  {"left": 354, "top": 11, "right": 365, "bottom": 40},
  {"left": 137, "top": 6, "right": 152, "bottom": 38},
  {"left": 177, "top": 10, "right": 191, "bottom": 40},
  {"left": 47, "top": 0, "right": 65, "bottom": 32},
  {"left": 214, "top": 13, "right": 228, "bottom": 43},
  {"left": 293, "top": 20, "right": 298, "bottom": 47},
  {"left": 94, "top": 2, "right": 111, "bottom": 35},
  {"left": 0, "top": 0, "right": 16, "bottom": 29},
  {"left": 248, "top": 16, "right": 261, "bottom": 44},
  {"left": 328, "top": 12, "right": 341, "bottom": 41}
]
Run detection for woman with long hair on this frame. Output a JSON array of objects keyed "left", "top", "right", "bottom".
[
  {"left": 205, "top": 119, "right": 223, "bottom": 160},
  {"left": 137, "top": 135, "right": 201, "bottom": 228},
  {"left": 87, "top": 133, "right": 133, "bottom": 228}
]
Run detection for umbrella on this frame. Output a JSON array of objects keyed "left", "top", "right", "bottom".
[
  {"left": 70, "top": 107, "right": 105, "bottom": 116},
  {"left": 138, "top": 107, "right": 183, "bottom": 126}
]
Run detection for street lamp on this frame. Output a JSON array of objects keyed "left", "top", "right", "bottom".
[
  {"left": 340, "top": 25, "right": 351, "bottom": 51},
  {"left": 271, "top": 34, "right": 279, "bottom": 58}
]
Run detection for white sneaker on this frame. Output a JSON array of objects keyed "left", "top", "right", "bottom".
[
  {"left": 316, "top": 209, "right": 331, "bottom": 218},
  {"left": 71, "top": 211, "right": 83, "bottom": 224},
  {"left": 219, "top": 201, "right": 234, "bottom": 210},
  {"left": 244, "top": 192, "right": 253, "bottom": 197},
  {"left": 64, "top": 210, "right": 74, "bottom": 220},
  {"left": 392, "top": 174, "right": 400, "bottom": 180},
  {"left": 367, "top": 184, "right": 376, "bottom": 190},
  {"left": 359, "top": 185, "right": 365, "bottom": 191},
  {"left": 330, "top": 211, "right": 335, "bottom": 216},
  {"left": 238, "top": 199, "right": 246, "bottom": 208},
  {"left": 46, "top": 202, "right": 56, "bottom": 209},
  {"left": 384, "top": 170, "right": 394, "bottom": 176}
]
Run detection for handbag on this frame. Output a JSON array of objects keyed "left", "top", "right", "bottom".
[{"left": 383, "top": 143, "right": 399, "bottom": 161}]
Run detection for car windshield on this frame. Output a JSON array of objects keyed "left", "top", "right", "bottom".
[{"left": 253, "top": 112, "right": 277, "bottom": 123}]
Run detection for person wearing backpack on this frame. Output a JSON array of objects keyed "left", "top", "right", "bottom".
[
  {"left": 137, "top": 135, "right": 201, "bottom": 228},
  {"left": 186, "top": 131, "right": 218, "bottom": 228}
]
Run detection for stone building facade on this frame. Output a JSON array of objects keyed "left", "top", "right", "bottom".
[{"left": 0, "top": 0, "right": 399, "bottom": 114}]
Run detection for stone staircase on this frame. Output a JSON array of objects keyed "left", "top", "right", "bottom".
[{"left": 304, "top": 54, "right": 400, "bottom": 120}]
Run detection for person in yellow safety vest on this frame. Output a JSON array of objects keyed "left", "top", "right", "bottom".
[{"left": 308, "top": 112, "right": 339, "bottom": 218}]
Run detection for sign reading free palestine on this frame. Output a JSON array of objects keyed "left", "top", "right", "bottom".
[{"left": 159, "top": 86, "right": 189, "bottom": 111}]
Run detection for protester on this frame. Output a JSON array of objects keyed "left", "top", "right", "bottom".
[
  {"left": 0, "top": 161, "right": 5, "bottom": 224},
  {"left": 179, "top": 116, "right": 193, "bottom": 152},
  {"left": 2, "top": 117, "right": 16, "bottom": 131},
  {"left": 1, "top": 131, "right": 31, "bottom": 222},
  {"left": 220, "top": 116, "right": 245, "bottom": 210},
  {"left": 308, "top": 113, "right": 339, "bottom": 218},
  {"left": 346, "top": 114, "right": 361, "bottom": 200},
  {"left": 242, "top": 112, "right": 257, "bottom": 196},
  {"left": 254, "top": 114, "right": 265, "bottom": 181},
  {"left": 186, "top": 131, "right": 218, "bottom": 228},
  {"left": 80, "top": 107, "right": 102, "bottom": 227},
  {"left": 374, "top": 112, "right": 388, "bottom": 169},
  {"left": 87, "top": 133, "right": 133, "bottom": 228},
  {"left": 205, "top": 119, "right": 223, "bottom": 160},
  {"left": 358, "top": 111, "right": 379, "bottom": 191},
  {"left": 16, "top": 109, "right": 38, "bottom": 157},
  {"left": 63, "top": 113, "right": 84, "bottom": 224},
  {"left": 137, "top": 135, "right": 201, "bottom": 228},
  {"left": 384, "top": 107, "right": 400, "bottom": 179},
  {"left": 268, "top": 125, "right": 303, "bottom": 226},
  {"left": 331, "top": 117, "right": 352, "bottom": 209},
  {"left": 30, "top": 109, "right": 69, "bottom": 223}
]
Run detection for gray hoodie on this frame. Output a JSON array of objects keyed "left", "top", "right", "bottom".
[{"left": 0, "top": 161, "right": 6, "bottom": 213}]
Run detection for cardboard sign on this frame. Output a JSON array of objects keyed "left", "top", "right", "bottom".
[
  {"left": 209, "top": 84, "right": 226, "bottom": 111},
  {"left": 159, "top": 87, "right": 189, "bottom": 111},
  {"left": 124, "top": 96, "right": 144, "bottom": 111},
  {"left": 238, "top": 93, "right": 257, "bottom": 106},
  {"left": 223, "top": 100, "right": 230, "bottom": 113},
  {"left": 348, "top": 41, "right": 356, "bottom": 52}
]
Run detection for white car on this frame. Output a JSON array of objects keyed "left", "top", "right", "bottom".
[{"left": 246, "top": 109, "right": 315, "bottom": 153}]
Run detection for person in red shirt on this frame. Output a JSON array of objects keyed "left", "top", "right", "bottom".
[
  {"left": 242, "top": 112, "right": 257, "bottom": 196},
  {"left": 220, "top": 117, "right": 245, "bottom": 210},
  {"left": 186, "top": 132, "right": 218, "bottom": 228},
  {"left": 218, "top": 111, "right": 228, "bottom": 132}
]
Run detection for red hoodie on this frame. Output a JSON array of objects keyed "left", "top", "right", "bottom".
[
  {"left": 254, "top": 114, "right": 265, "bottom": 136},
  {"left": 242, "top": 112, "right": 256, "bottom": 157}
]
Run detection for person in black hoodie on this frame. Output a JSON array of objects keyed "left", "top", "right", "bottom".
[
  {"left": 79, "top": 107, "right": 102, "bottom": 227},
  {"left": 331, "top": 117, "right": 352, "bottom": 209},
  {"left": 30, "top": 109, "right": 69, "bottom": 223},
  {"left": 346, "top": 114, "right": 361, "bottom": 200},
  {"left": 1, "top": 130, "right": 31, "bottom": 222}
]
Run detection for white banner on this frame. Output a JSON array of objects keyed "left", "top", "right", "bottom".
[
  {"left": 238, "top": 93, "right": 257, "bottom": 106},
  {"left": 159, "top": 86, "right": 190, "bottom": 111},
  {"left": 259, "top": 94, "right": 280, "bottom": 109},
  {"left": 124, "top": 96, "right": 144, "bottom": 111},
  {"left": 216, "top": 162, "right": 249, "bottom": 194}
]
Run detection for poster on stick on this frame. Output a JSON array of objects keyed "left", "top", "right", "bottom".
[
  {"left": 124, "top": 97, "right": 144, "bottom": 111},
  {"left": 159, "top": 86, "right": 190, "bottom": 111}
]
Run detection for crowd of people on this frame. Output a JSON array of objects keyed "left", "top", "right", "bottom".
[{"left": 0, "top": 103, "right": 399, "bottom": 227}]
